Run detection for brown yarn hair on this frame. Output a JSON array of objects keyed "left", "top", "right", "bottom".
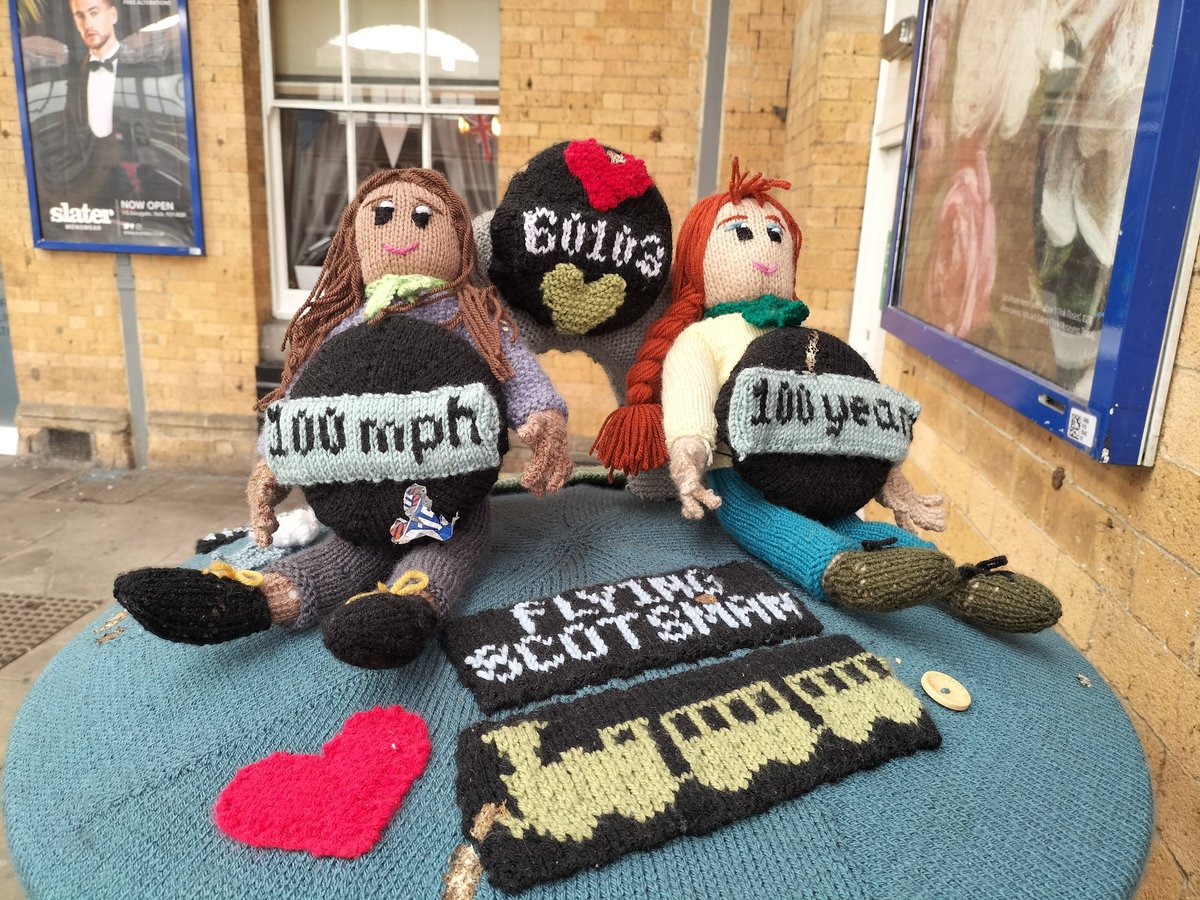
[
  {"left": 258, "top": 167, "right": 516, "bottom": 411},
  {"left": 592, "top": 159, "right": 802, "bottom": 475}
]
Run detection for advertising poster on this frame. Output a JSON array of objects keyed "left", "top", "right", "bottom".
[
  {"left": 897, "top": 0, "right": 1156, "bottom": 397},
  {"left": 10, "top": 0, "right": 204, "bottom": 254}
]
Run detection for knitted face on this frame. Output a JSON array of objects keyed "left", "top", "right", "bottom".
[
  {"left": 701, "top": 200, "right": 796, "bottom": 306},
  {"left": 354, "top": 182, "right": 461, "bottom": 286}
]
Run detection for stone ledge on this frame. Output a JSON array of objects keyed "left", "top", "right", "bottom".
[{"left": 16, "top": 402, "right": 133, "bottom": 469}]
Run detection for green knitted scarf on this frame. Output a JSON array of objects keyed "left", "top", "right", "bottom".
[
  {"left": 363, "top": 274, "right": 450, "bottom": 321},
  {"left": 703, "top": 294, "right": 810, "bottom": 328}
]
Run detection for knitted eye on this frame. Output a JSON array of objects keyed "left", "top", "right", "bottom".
[
  {"left": 374, "top": 200, "right": 395, "bottom": 226},
  {"left": 735, "top": 225, "right": 753, "bottom": 242},
  {"left": 411, "top": 204, "right": 432, "bottom": 229},
  {"left": 766, "top": 223, "right": 783, "bottom": 243}
]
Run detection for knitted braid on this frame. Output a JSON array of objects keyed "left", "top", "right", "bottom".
[
  {"left": 592, "top": 159, "right": 801, "bottom": 476},
  {"left": 259, "top": 168, "right": 517, "bottom": 412}
]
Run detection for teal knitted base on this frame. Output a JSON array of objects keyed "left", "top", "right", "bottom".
[{"left": 4, "top": 487, "right": 1150, "bottom": 899}]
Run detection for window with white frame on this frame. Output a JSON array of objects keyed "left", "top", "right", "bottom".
[{"left": 260, "top": 0, "right": 500, "bottom": 317}]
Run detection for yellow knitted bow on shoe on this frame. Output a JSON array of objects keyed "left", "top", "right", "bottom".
[
  {"left": 345, "top": 570, "right": 430, "bottom": 605},
  {"left": 200, "top": 560, "right": 265, "bottom": 587}
]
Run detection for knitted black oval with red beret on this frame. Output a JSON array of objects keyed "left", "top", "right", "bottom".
[
  {"left": 715, "top": 327, "right": 893, "bottom": 522},
  {"left": 488, "top": 140, "right": 672, "bottom": 335},
  {"left": 287, "top": 315, "right": 507, "bottom": 548}
]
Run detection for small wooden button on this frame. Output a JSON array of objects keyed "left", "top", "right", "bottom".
[{"left": 921, "top": 671, "right": 971, "bottom": 711}]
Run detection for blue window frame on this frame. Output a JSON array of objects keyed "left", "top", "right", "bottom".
[{"left": 884, "top": 0, "right": 1200, "bottom": 465}]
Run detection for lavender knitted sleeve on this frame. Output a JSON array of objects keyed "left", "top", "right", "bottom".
[
  {"left": 407, "top": 296, "right": 566, "bottom": 430},
  {"left": 494, "top": 327, "right": 568, "bottom": 429}
]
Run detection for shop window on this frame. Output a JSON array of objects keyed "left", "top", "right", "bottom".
[
  {"left": 885, "top": 0, "right": 1200, "bottom": 464},
  {"left": 260, "top": 0, "right": 500, "bottom": 317}
]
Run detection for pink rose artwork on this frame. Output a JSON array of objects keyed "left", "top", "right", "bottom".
[{"left": 926, "top": 150, "right": 997, "bottom": 338}]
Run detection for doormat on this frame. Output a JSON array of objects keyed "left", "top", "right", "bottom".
[
  {"left": 441, "top": 560, "right": 821, "bottom": 712},
  {"left": 456, "top": 634, "right": 941, "bottom": 893},
  {"left": 0, "top": 593, "right": 107, "bottom": 668}
]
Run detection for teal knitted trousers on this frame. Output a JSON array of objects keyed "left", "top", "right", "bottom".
[{"left": 709, "top": 467, "right": 933, "bottom": 603}]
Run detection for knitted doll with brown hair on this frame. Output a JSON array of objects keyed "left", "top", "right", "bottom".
[
  {"left": 594, "top": 161, "right": 1061, "bottom": 633},
  {"left": 115, "top": 168, "right": 574, "bottom": 668}
]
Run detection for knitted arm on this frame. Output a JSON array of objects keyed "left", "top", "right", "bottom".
[
  {"left": 876, "top": 465, "right": 946, "bottom": 534},
  {"left": 662, "top": 324, "right": 722, "bottom": 519},
  {"left": 496, "top": 331, "right": 568, "bottom": 430},
  {"left": 248, "top": 458, "right": 291, "bottom": 547},
  {"left": 661, "top": 324, "right": 721, "bottom": 451},
  {"left": 498, "top": 332, "right": 573, "bottom": 496}
]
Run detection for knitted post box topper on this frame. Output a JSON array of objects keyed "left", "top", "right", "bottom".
[
  {"left": 594, "top": 160, "right": 1061, "bottom": 633},
  {"left": 115, "top": 168, "right": 574, "bottom": 669}
]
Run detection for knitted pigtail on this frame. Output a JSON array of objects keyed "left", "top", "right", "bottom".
[
  {"left": 257, "top": 199, "right": 367, "bottom": 412},
  {"left": 591, "top": 281, "right": 705, "bottom": 475},
  {"left": 592, "top": 190, "right": 725, "bottom": 476}
]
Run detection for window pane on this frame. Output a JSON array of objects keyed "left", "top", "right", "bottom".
[
  {"left": 431, "top": 114, "right": 498, "bottom": 217},
  {"left": 280, "top": 108, "right": 348, "bottom": 288},
  {"left": 270, "top": 1, "right": 342, "bottom": 101},
  {"left": 355, "top": 112, "right": 422, "bottom": 182},
  {"left": 347, "top": 0, "right": 420, "bottom": 102},
  {"left": 428, "top": 0, "right": 500, "bottom": 107},
  {"left": 896, "top": 0, "right": 1158, "bottom": 396}
]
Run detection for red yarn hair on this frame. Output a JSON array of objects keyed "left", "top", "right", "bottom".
[{"left": 592, "top": 159, "right": 802, "bottom": 476}]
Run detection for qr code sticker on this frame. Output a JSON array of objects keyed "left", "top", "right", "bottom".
[{"left": 1066, "top": 408, "right": 1097, "bottom": 447}]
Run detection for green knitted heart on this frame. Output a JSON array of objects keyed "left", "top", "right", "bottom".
[{"left": 539, "top": 263, "right": 627, "bottom": 335}]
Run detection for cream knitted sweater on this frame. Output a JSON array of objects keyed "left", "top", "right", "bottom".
[{"left": 661, "top": 312, "right": 768, "bottom": 468}]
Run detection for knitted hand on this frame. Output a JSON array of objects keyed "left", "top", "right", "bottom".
[
  {"left": 248, "top": 458, "right": 292, "bottom": 547},
  {"left": 517, "top": 409, "right": 574, "bottom": 497},
  {"left": 876, "top": 466, "right": 945, "bottom": 534},
  {"left": 669, "top": 435, "right": 722, "bottom": 520}
]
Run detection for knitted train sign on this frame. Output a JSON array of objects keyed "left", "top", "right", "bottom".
[
  {"left": 487, "top": 139, "right": 672, "bottom": 336},
  {"left": 264, "top": 315, "right": 508, "bottom": 548},
  {"left": 715, "top": 327, "right": 920, "bottom": 522}
]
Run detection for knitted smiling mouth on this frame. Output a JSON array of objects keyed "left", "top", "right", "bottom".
[
  {"left": 753, "top": 261, "right": 778, "bottom": 275},
  {"left": 383, "top": 242, "right": 419, "bottom": 256}
]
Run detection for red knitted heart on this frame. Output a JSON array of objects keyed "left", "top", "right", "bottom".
[
  {"left": 564, "top": 139, "right": 653, "bottom": 211},
  {"left": 213, "top": 705, "right": 430, "bottom": 858}
]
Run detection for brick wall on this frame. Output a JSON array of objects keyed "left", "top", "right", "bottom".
[
  {"left": 715, "top": 0, "right": 795, "bottom": 194},
  {"left": 869, "top": 246, "right": 1200, "bottom": 897},
  {"left": 781, "top": 2, "right": 883, "bottom": 338},
  {"left": 133, "top": 0, "right": 268, "bottom": 472},
  {"left": 1, "top": 0, "right": 267, "bottom": 472},
  {"left": 0, "top": 8, "right": 131, "bottom": 464}
]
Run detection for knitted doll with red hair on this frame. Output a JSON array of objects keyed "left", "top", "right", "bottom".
[{"left": 594, "top": 161, "right": 1060, "bottom": 632}]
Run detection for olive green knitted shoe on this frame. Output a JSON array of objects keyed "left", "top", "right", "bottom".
[
  {"left": 822, "top": 541, "right": 961, "bottom": 613},
  {"left": 943, "top": 556, "right": 1062, "bottom": 633}
]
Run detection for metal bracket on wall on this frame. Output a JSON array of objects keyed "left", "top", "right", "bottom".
[{"left": 881, "top": 16, "right": 916, "bottom": 61}]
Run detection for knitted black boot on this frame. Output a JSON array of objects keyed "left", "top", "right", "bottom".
[
  {"left": 943, "top": 556, "right": 1062, "bottom": 633},
  {"left": 113, "top": 567, "right": 272, "bottom": 644},
  {"left": 321, "top": 574, "right": 440, "bottom": 670}
]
